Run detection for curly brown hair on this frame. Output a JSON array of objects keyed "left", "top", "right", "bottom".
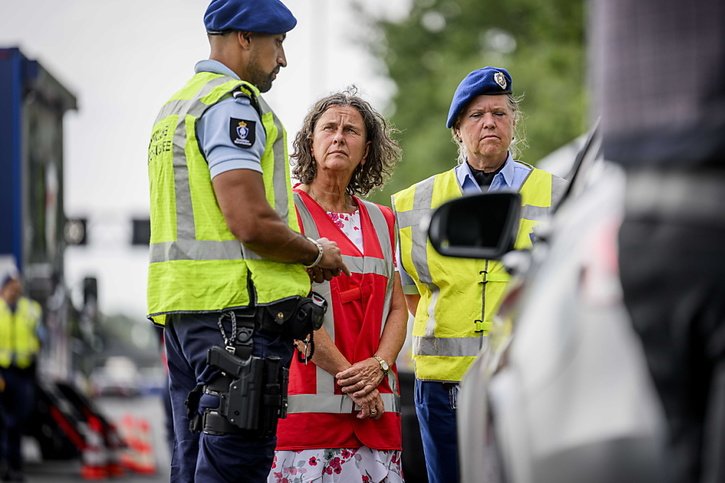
[{"left": 291, "top": 87, "right": 401, "bottom": 197}]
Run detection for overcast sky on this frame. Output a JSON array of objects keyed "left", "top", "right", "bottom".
[{"left": 0, "top": 0, "right": 410, "bottom": 319}]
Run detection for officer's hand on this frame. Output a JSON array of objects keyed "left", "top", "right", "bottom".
[
  {"left": 316, "top": 238, "right": 350, "bottom": 276},
  {"left": 306, "top": 267, "right": 342, "bottom": 283},
  {"left": 306, "top": 267, "right": 325, "bottom": 283},
  {"left": 336, "top": 358, "right": 384, "bottom": 398}
]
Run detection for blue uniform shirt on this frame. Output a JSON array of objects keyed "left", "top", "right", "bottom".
[
  {"left": 397, "top": 154, "right": 532, "bottom": 293},
  {"left": 456, "top": 153, "right": 531, "bottom": 194},
  {"left": 195, "top": 59, "right": 266, "bottom": 178}
]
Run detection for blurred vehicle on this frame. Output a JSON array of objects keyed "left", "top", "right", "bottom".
[
  {"left": 90, "top": 356, "right": 141, "bottom": 398},
  {"left": 427, "top": 126, "right": 666, "bottom": 483}
]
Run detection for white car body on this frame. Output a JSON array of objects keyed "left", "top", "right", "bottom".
[{"left": 456, "top": 140, "right": 666, "bottom": 482}]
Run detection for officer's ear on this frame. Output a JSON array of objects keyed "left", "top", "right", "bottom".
[{"left": 237, "top": 31, "right": 254, "bottom": 49}]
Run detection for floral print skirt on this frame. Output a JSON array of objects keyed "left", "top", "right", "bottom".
[{"left": 268, "top": 447, "right": 404, "bottom": 482}]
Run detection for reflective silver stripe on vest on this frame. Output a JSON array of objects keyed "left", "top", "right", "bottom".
[
  {"left": 292, "top": 194, "right": 338, "bottom": 395},
  {"left": 410, "top": 177, "right": 435, "bottom": 286},
  {"left": 521, "top": 204, "right": 551, "bottom": 221},
  {"left": 149, "top": 240, "right": 242, "bottom": 262},
  {"left": 287, "top": 392, "right": 400, "bottom": 414},
  {"left": 407, "top": 177, "right": 440, "bottom": 337},
  {"left": 258, "top": 97, "right": 289, "bottom": 221},
  {"left": 340, "top": 255, "right": 388, "bottom": 276},
  {"left": 152, "top": 76, "right": 231, "bottom": 126},
  {"left": 413, "top": 334, "right": 489, "bottom": 358},
  {"left": 360, "top": 199, "right": 395, "bottom": 331},
  {"left": 519, "top": 169, "right": 556, "bottom": 221},
  {"left": 293, "top": 193, "right": 319, "bottom": 239},
  {"left": 292, "top": 193, "right": 338, "bottom": 394},
  {"left": 394, "top": 209, "right": 423, "bottom": 230},
  {"left": 162, "top": 77, "right": 233, "bottom": 241}
]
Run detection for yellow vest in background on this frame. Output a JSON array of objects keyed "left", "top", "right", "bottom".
[
  {"left": 393, "top": 166, "right": 561, "bottom": 382},
  {"left": 146, "top": 73, "right": 309, "bottom": 325},
  {"left": 0, "top": 297, "right": 41, "bottom": 369}
]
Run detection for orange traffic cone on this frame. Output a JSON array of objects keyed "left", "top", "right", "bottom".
[
  {"left": 118, "top": 414, "right": 157, "bottom": 475},
  {"left": 103, "top": 421, "right": 126, "bottom": 478},
  {"left": 131, "top": 418, "right": 157, "bottom": 475},
  {"left": 118, "top": 414, "right": 138, "bottom": 472},
  {"left": 80, "top": 417, "right": 108, "bottom": 480}
]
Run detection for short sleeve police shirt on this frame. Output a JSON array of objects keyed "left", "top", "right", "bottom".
[{"left": 194, "top": 59, "right": 266, "bottom": 178}]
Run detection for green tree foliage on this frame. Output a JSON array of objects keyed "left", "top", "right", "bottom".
[{"left": 356, "top": 0, "right": 587, "bottom": 204}]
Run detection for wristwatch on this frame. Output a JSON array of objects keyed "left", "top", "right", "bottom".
[{"left": 373, "top": 355, "right": 390, "bottom": 376}]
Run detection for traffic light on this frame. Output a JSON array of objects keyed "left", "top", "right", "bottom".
[
  {"left": 131, "top": 218, "right": 150, "bottom": 246},
  {"left": 83, "top": 276, "right": 98, "bottom": 305},
  {"left": 64, "top": 218, "right": 88, "bottom": 245}
]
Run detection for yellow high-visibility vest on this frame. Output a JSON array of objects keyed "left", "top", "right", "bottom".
[
  {"left": 0, "top": 297, "right": 41, "bottom": 369},
  {"left": 393, "top": 165, "right": 566, "bottom": 381},
  {"left": 146, "top": 73, "right": 309, "bottom": 325}
]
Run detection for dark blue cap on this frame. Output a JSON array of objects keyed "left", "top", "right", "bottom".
[
  {"left": 204, "top": 0, "right": 297, "bottom": 35},
  {"left": 446, "top": 66, "right": 513, "bottom": 128}
]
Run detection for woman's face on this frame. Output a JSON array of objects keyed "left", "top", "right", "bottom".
[
  {"left": 454, "top": 94, "right": 515, "bottom": 170},
  {"left": 311, "top": 105, "right": 370, "bottom": 177}
]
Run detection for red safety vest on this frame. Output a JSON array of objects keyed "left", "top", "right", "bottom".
[{"left": 275, "top": 190, "right": 402, "bottom": 450}]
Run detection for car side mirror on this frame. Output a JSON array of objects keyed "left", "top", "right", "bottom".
[{"left": 427, "top": 192, "right": 521, "bottom": 259}]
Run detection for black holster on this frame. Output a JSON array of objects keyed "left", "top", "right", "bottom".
[
  {"left": 200, "top": 346, "right": 289, "bottom": 437},
  {"left": 256, "top": 292, "right": 327, "bottom": 340},
  {"left": 188, "top": 291, "right": 326, "bottom": 437}
]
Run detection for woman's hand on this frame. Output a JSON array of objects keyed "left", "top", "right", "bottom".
[
  {"left": 349, "top": 389, "right": 384, "bottom": 420},
  {"left": 336, "top": 357, "right": 385, "bottom": 398}
]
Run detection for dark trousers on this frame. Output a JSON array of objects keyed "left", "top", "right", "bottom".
[
  {"left": 415, "top": 379, "right": 460, "bottom": 483},
  {"left": 619, "top": 172, "right": 725, "bottom": 483},
  {"left": 0, "top": 366, "right": 36, "bottom": 472},
  {"left": 164, "top": 312, "right": 293, "bottom": 483}
]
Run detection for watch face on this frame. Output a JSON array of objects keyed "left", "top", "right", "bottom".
[{"left": 376, "top": 356, "right": 389, "bottom": 372}]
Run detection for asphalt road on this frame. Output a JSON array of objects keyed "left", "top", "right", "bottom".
[{"left": 23, "top": 394, "right": 172, "bottom": 483}]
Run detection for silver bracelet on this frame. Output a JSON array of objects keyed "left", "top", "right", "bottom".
[{"left": 304, "top": 237, "right": 324, "bottom": 268}]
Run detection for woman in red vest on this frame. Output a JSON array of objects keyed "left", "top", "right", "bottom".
[{"left": 269, "top": 89, "right": 408, "bottom": 482}]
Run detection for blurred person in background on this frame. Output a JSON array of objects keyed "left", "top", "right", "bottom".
[
  {"left": 391, "top": 66, "right": 566, "bottom": 483},
  {"left": 269, "top": 89, "right": 407, "bottom": 482},
  {"left": 145, "top": 0, "right": 347, "bottom": 480},
  {"left": 591, "top": 1, "right": 725, "bottom": 482},
  {"left": 0, "top": 268, "right": 42, "bottom": 482}
]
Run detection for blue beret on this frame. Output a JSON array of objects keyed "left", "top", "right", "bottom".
[
  {"left": 446, "top": 66, "right": 513, "bottom": 128},
  {"left": 204, "top": 0, "right": 297, "bottom": 35}
]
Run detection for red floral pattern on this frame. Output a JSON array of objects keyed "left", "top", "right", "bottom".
[{"left": 268, "top": 447, "right": 403, "bottom": 482}]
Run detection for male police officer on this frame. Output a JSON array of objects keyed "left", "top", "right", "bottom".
[
  {"left": 146, "top": 1, "right": 348, "bottom": 481},
  {"left": 392, "top": 67, "right": 566, "bottom": 483}
]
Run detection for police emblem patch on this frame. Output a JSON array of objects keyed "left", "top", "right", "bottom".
[
  {"left": 229, "top": 118, "right": 256, "bottom": 148},
  {"left": 494, "top": 71, "right": 507, "bottom": 90}
]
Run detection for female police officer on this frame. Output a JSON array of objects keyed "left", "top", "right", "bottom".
[{"left": 391, "top": 66, "right": 566, "bottom": 483}]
